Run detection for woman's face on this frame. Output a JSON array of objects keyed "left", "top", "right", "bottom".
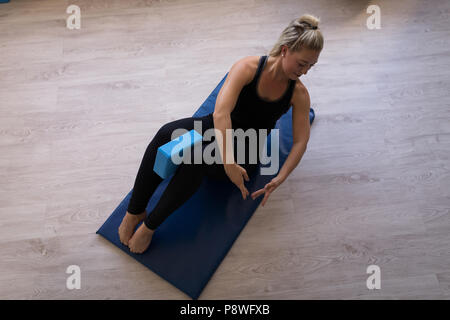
[{"left": 282, "top": 47, "right": 320, "bottom": 79}]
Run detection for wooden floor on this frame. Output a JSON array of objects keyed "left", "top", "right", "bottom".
[{"left": 0, "top": 0, "right": 449, "bottom": 299}]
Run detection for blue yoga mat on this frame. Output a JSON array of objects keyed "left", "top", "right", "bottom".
[{"left": 96, "top": 73, "right": 315, "bottom": 299}]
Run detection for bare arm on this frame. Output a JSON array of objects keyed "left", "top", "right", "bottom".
[
  {"left": 212, "top": 58, "right": 252, "bottom": 169},
  {"left": 277, "top": 84, "right": 311, "bottom": 183},
  {"left": 250, "top": 84, "right": 311, "bottom": 205},
  {"left": 212, "top": 115, "right": 235, "bottom": 167}
]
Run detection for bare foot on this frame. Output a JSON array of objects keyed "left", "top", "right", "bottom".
[
  {"left": 118, "top": 211, "right": 146, "bottom": 246},
  {"left": 128, "top": 223, "right": 154, "bottom": 254}
]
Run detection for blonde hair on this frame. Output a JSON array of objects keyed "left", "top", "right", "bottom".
[{"left": 269, "top": 14, "right": 323, "bottom": 57}]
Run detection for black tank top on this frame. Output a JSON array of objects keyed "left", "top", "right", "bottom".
[{"left": 229, "top": 55, "right": 296, "bottom": 134}]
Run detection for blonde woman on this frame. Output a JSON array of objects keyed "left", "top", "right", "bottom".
[{"left": 119, "top": 14, "right": 324, "bottom": 253}]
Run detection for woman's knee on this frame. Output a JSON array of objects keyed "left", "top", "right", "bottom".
[
  {"left": 155, "top": 118, "right": 196, "bottom": 143},
  {"left": 155, "top": 122, "right": 176, "bottom": 141}
]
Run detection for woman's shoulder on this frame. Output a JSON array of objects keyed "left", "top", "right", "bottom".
[
  {"left": 290, "top": 79, "right": 310, "bottom": 107},
  {"left": 238, "top": 55, "right": 260, "bottom": 68},
  {"left": 234, "top": 55, "right": 260, "bottom": 86}
]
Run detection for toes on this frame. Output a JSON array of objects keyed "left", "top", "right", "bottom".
[
  {"left": 129, "top": 245, "right": 141, "bottom": 254},
  {"left": 119, "top": 235, "right": 129, "bottom": 246},
  {"left": 119, "top": 230, "right": 132, "bottom": 246}
]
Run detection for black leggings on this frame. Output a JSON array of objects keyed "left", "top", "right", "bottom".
[{"left": 127, "top": 113, "right": 258, "bottom": 230}]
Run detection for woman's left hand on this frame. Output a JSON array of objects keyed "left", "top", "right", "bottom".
[{"left": 251, "top": 176, "right": 284, "bottom": 207}]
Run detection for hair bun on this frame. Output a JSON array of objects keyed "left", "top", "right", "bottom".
[
  {"left": 268, "top": 13, "right": 323, "bottom": 56},
  {"left": 298, "top": 14, "right": 320, "bottom": 30},
  {"left": 301, "top": 21, "right": 318, "bottom": 30}
]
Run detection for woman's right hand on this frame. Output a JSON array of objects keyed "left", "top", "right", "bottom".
[{"left": 224, "top": 163, "right": 250, "bottom": 200}]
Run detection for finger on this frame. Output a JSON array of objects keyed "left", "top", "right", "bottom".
[
  {"left": 244, "top": 186, "right": 249, "bottom": 197},
  {"left": 240, "top": 185, "right": 247, "bottom": 199},
  {"left": 239, "top": 167, "right": 249, "bottom": 182},
  {"left": 252, "top": 189, "right": 264, "bottom": 199},
  {"left": 263, "top": 190, "right": 272, "bottom": 205},
  {"left": 252, "top": 188, "right": 262, "bottom": 196},
  {"left": 266, "top": 182, "right": 276, "bottom": 192},
  {"left": 240, "top": 187, "right": 246, "bottom": 199},
  {"left": 262, "top": 193, "right": 270, "bottom": 206},
  {"left": 241, "top": 184, "right": 249, "bottom": 198}
]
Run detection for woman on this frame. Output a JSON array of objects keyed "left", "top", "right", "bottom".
[{"left": 119, "top": 14, "right": 324, "bottom": 253}]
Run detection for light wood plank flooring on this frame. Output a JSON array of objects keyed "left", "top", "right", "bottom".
[{"left": 0, "top": 0, "right": 449, "bottom": 299}]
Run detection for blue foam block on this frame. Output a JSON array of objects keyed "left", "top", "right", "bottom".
[
  {"left": 96, "top": 72, "right": 315, "bottom": 299},
  {"left": 153, "top": 129, "right": 203, "bottom": 179}
]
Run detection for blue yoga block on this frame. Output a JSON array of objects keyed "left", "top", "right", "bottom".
[
  {"left": 153, "top": 129, "right": 203, "bottom": 179},
  {"left": 0, "top": 0, "right": 10, "bottom": 3}
]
